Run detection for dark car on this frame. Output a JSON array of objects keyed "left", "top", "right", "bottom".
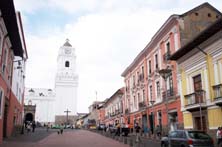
[{"left": 161, "top": 130, "right": 214, "bottom": 147}]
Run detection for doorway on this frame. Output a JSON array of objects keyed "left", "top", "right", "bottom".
[
  {"left": 3, "top": 99, "right": 9, "bottom": 138},
  {"left": 25, "top": 113, "right": 34, "bottom": 122},
  {"left": 194, "top": 116, "right": 207, "bottom": 131}
]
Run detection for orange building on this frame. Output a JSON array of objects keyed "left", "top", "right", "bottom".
[{"left": 121, "top": 2, "right": 221, "bottom": 135}]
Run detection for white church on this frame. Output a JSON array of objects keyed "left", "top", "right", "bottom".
[{"left": 24, "top": 40, "right": 78, "bottom": 124}]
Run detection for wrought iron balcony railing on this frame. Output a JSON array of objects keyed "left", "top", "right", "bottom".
[
  {"left": 162, "top": 88, "right": 176, "bottom": 101},
  {"left": 184, "top": 90, "right": 206, "bottom": 106},
  {"left": 163, "top": 51, "right": 171, "bottom": 62},
  {"left": 139, "top": 101, "right": 146, "bottom": 110},
  {"left": 125, "top": 108, "right": 129, "bottom": 114}
]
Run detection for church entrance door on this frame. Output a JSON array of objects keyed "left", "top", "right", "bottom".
[{"left": 25, "top": 113, "right": 34, "bottom": 122}]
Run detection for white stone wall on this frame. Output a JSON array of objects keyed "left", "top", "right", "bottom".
[{"left": 24, "top": 88, "right": 56, "bottom": 123}]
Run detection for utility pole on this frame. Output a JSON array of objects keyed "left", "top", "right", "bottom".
[{"left": 64, "top": 109, "right": 71, "bottom": 127}]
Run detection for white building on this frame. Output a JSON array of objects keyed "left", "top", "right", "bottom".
[
  {"left": 24, "top": 40, "right": 78, "bottom": 123},
  {"left": 24, "top": 88, "right": 56, "bottom": 123}
]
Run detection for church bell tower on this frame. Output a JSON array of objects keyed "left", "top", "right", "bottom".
[{"left": 55, "top": 39, "right": 78, "bottom": 124}]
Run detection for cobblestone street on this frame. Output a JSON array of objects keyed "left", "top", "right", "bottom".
[
  {"left": 0, "top": 129, "right": 131, "bottom": 147},
  {"left": 1, "top": 128, "right": 161, "bottom": 147}
]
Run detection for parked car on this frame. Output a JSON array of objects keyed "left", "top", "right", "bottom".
[
  {"left": 97, "top": 124, "right": 105, "bottom": 130},
  {"left": 161, "top": 130, "right": 214, "bottom": 147},
  {"left": 108, "top": 123, "right": 130, "bottom": 136}
]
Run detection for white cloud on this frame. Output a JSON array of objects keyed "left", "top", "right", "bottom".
[{"left": 16, "top": 0, "right": 222, "bottom": 113}]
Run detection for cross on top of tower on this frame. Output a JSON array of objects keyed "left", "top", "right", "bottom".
[{"left": 63, "top": 38, "right": 72, "bottom": 47}]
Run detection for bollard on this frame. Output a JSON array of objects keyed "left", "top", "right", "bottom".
[
  {"left": 129, "top": 138, "right": 133, "bottom": 147},
  {"left": 124, "top": 137, "right": 127, "bottom": 144}
]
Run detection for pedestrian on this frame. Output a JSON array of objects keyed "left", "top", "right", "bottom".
[
  {"left": 46, "top": 122, "right": 50, "bottom": 132},
  {"left": 217, "top": 127, "right": 222, "bottom": 147},
  {"left": 60, "top": 123, "right": 64, "bottom": 134},
  {"left": 115, "top": 123, "right": 120, "bottom": 136},
  {"left": 135, "top": 123, "right": 141, "bottom": 142},
  {"left": 156, "top": 125, "right": 161, "bottom": 139},
  {"left": 32, "top": 121, "right": 36, "bottom": 132},
  {"left": 27, "top": 122, "right": 31, "bottom": 133}
]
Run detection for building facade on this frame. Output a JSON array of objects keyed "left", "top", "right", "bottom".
[
  {"left": 55, "top": 40, "right": 78, "bottom": 117},
  {"left": 25, "top": 40, "right": 79, "bottom": 124},
  {"left": 121, "top": 2, "right": 221, "bottom": 135},
  {"left": 0, "top": 0, "right": 26, "bottom": 143},
  {"left": 24, "top": 88, "right": 55, "bottom": 123},
  {"left": 104, "top": 88, "right": 124, "bottom": 126},
  {"left": 171, "top": 18, "right": 222, "bottom": 138}
]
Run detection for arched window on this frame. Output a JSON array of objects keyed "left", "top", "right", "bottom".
[{"left": 65, "top": 61, "right": 70, "bottom": 67}]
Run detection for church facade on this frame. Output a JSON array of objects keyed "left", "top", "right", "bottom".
[{"left": 24, "top": 40, "right": 78, "bottom": 124}]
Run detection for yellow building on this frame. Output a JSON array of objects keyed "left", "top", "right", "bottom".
[{"left": 170, "top": 18, "right": 222, "bottom": 137}]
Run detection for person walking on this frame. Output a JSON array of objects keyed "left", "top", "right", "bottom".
[
  {"left": 135, "top": 123, "right": 141, "bottom": 142},
  {"left": 32, "top": 121, "right": 36, "bottom": 132},
  {"left": 156, "top": 125, "right": 161, "bottom": 139},
  {"left": 27, "top": 122, "right": 31, "bottom": 133},
  {"left": 217, "top": 127, "right": 222, "bottom": 147},
  {"left": 60, "top": 123, "right": 64, "bottom": 134},
  {"left": 46, "top": 122, "right": 50, "bottom": 132}
]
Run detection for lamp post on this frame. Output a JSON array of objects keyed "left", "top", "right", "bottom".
[
  {"left": 196, "top": 90, "right": 203, "bottom": 131},
  {"left": 158, "top": 68, "right": 172, "bottom": 134},
  {"left": 149, "top": 100, "right": 155, "bottom": 134}
]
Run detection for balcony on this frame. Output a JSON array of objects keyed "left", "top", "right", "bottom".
[
  {"left": 125, "top": 108, "right": 129, "bottom": 114},
  {"left": 115, "top": 109, "right": 121, "bottom": 115},
  {"left": 163, "top": 51, "right": 171, "bottom": 62},
  {"left": 139, "top": 101, "right": 146, "bottom": 110},
  {"left": 110, "top": 112, "right": 115, "bottom": 117},
  {"left": 184, "top": 90, "right": 207, "bottom": 112},
  {"left": 213, "top": 84, "right": 222, "bottom": 106},
  {"left": 162, "top": 88, "right": 177, "bottom": 101}
]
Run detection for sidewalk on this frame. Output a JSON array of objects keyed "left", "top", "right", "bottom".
[
  {"left": 93, "top": 130, "right": 160, "bottom": 147},
  {"left": 1, "top": 127, "right": 57, "bottom": 144}
]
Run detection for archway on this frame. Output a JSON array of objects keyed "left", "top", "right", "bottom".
[{"left": 25, "top": 113, "right": 33, "bottom": 122}]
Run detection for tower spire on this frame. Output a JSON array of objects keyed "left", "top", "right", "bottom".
[{"left": 63, "top": 38, "right": 72, "bottom": 47}]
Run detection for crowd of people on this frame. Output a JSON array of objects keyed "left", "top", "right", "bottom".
[{"left": 24, "top": 121, "right": 36, "bottom": 133}]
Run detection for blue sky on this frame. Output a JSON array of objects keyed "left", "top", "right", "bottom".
[{"left": 14, "top": 0, "right": 222, "bottom": 113}]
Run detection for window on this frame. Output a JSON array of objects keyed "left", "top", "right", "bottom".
[
  {"left": 169, "top": 74, "right": 173, "bottom": 92},
  {"left": 138, "top": 93, "right": 140, "bottom": 102},
  {"left": 142, "top": 90, "right": 145, "bottom": 101},
  {"left": 166, "top": 42, "right": 170, "bottom": 53},
  {"left": 2, "top": 48, "right": 8, "bottom": 74},
  {"left": 0, "top": 88, "right": 3, "bottom": 117},
  {"left": 208, "top": 13, "right": 211, "bottom": 17},
  {"left": 134, "top": 96, "right": 137, "bottom": 109},
  {"left": 155, "top": 54, "right": 158, "bottom": 69},
  {"left": 149, "top": 85, "right": 153, "bottom": 101},
  {"left": 0, "top": 33, "right": 2, "bottom": 57},
  {"left": 149, "top": 60, "right": 152, "bottom": 75},
  {"left": 65, "top": 61, "right": 70, "bottom": 67},
  {"left": 141, "top": 66, "right": 144, "bottom": 79},
  {"left": 133, "top": 75, "right": 135, "bottom": 87},
  {"left": 137, "top": 71, "right": 139, "bottom": 84},
  {"left": 193, "top": 74, "right": 202, "bottom": 91},
  {"left": 169, "top": 131, "right": 177, "bottom": 138},
  {"left": 156, "top": 81, "right": 160, "bottom": 97}
]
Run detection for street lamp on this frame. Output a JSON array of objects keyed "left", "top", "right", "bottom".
[
  {"left": 149, "top": 100, "right": 155, "bottom": 134},
  {"left": 196, "top": 90, "right": 203, "bottom": 131},
  {"left": 158, "top": 68, "right": 172, "bottom": 134}
]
